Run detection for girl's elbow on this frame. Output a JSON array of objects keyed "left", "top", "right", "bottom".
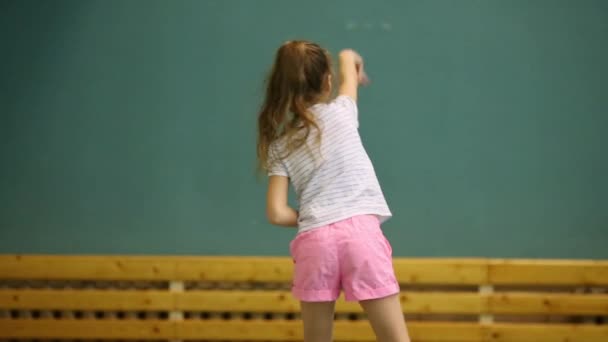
[
  {"left": 267, "top": 214, "right": 280, "bottom": 225},
  {"left": 266, "top": 208, "right": 282, "bottom": 225}
]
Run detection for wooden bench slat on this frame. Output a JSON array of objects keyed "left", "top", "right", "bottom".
[
  {"left": 177, "top": 291, "right": 484, "bottom": 314},
  {"left": 0, "top": 256, "right": 495, "bottom": 284},
  {"left": 179, "top": 322, "right": 608, "bottom": 341},
  {"left": 0, "top": 319, "right": 173, "bottom": 338},
  {"left": 1, "top": 289, "right": 606, "bottom": 315},
  {"left": 3, "top": 256, "right": 607, "bottom": 285},
  {"left": 175, "top": 257, "right": 490, "bottom": 284},
  {"left": 399, "top": 292, "right": 484, "bottom": 314},
  {"left": 0, "top": 289, "right": 173, "bottom": 310},
  {"left": 486, "top": 323, "right": 608, "bottom": 342},
  {"left": 177, "top": 320, "right": 483, "bottom": 341},
  {"left": 174, "top": 256, "right": 293, "bottom": 282},
  {"left": 490, "top": 292, "right": 608, "bottom": 315},
  {"left": 488, "top": 259, "right": 608, "bottom": 285},
  {"left": 392, "top": 259, "right": 489, "bottom": 285},
  {"left": 0, "top": 255, "right": 174, "bottom": 280},
  {"left": 408, "top": 322, "right": 484, "bottom": 342},
  {"left": 2, "top": 320, "right": 606, "bottom": 341},
  {"left": 0, "top": 290, "right": 482, "bottom": 314},
  {"left": 176, "top": 290, "right": 298, "bottom": 312}
]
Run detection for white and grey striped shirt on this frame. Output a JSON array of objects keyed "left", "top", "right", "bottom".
[{"left": 268, "top": 95, "right": 392, "bottom": 232}]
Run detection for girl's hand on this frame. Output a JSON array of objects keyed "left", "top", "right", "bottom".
[
  {"left": 357, "top": 64, "right": 370, "bottom": 85},
  {"left": 349, "top": 50, "right": 369, "bottom": 86}
]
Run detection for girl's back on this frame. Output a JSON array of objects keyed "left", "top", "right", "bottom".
[{"left": 269, "top": 95, "right": 391, "bottom": 232}]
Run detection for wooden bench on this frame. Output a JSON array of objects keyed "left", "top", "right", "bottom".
[{"left": 0, "top": 255, "right": 607, "bottom": 341}]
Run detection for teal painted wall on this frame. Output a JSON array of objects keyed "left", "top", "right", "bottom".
[{"left": 1, "top": 0, "right": 607, "bottom": 257}]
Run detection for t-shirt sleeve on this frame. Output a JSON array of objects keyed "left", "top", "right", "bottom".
[
  {"left": 267, "top": 146, "right": 288, "bottom": 177},
  {"left": 332, "top": 95, "right": 359, "bottom": 128}
]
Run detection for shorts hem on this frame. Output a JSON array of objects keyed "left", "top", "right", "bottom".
[
  {"left": 292, "top": 287, "right": 340, "bottom": 302},
  {"left": 344, "top": 282, "right": 400, "bottom": 302}
]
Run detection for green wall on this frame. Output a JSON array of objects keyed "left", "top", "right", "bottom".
[{"left": 1, "top": 0, "right": 607, "bottom": 258}]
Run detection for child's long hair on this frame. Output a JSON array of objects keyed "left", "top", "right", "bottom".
[{"left": 257, "top": 41, "right": 332, "bottom": 172}]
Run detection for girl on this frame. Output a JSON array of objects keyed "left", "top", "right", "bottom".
[{"left": 257, "top": 41, "right": 410, "bottom": 342}]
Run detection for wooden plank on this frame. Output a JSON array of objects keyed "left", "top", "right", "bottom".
[
  {"left": 176, "top": 320, "right": 483, "bottom": 341},
  {"left": 0, "top": 319, "right": 174, "bottom": 338},
  {"left": 2, "top": 289, "right": 605, "bottom": 316},
  {"left": 177, "top": 320, "right": 301, "bottom": 341},
  {"left": 386, "top": 292, "right": 484, "bottom": 314},
  {"left": 2, "top": 255, "right": 607, "bottom": 285},
  {"left": 489, "top": 292, "right": 608, "bottom": 315},
  {"left": 488, "top": 259, "right": 608, "bottom": 285},
  {"left": 174, "top": 257, "right": 489, "bottom": 284},
  {"left": 2, "top": 319, "right": 606, "bottom": 341},
  {"left": 0, "top": 289, "right": 173, "bottom": 310},
  {"left": 408, "top": 322, "right": 483, "bottom": 342},
  {"left": 483, "top": 323, "right": 608, "bottom": 342},
  {"left": 0, "top": 255, "right": 175, "bottom": 280},
  {"left": 0, "top": 289, "right": 484, "bottom": 315},
  {"left": 176, "top": 291, "right": 484, "bottom": 314},
  {"left": 392, "top": 259, "right": 488, "bottom": 285},
  {"left": 174, "top": 257, "right": 293, "bottom": 282},
  {"left": 176, "top": 290, "right": 299, "bottom": 312}
]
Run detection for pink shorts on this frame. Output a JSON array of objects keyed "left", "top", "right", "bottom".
[{"left": 289, "top": 215, "right": 400, "bottom": 302}]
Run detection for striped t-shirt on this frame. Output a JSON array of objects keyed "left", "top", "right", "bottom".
[{"left": 268, "top": 95, "right": 392, "bottom": 232}]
